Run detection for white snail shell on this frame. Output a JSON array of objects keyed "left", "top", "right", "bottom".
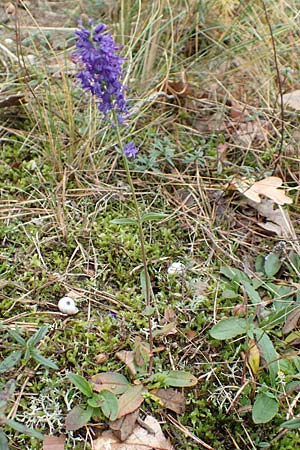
[
  {"left": 167, "top": 262, "right": 186, "bottom": 276},
  {"left": 58, "top": 296, "right": 79, "bottom": 315}
]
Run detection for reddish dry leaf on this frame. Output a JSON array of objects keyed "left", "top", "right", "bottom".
[
  {"left": 151, "top": 388, "right": 186, "bottom": 414},
  {"left": 117, "top": 384, "right": 145, "bottom": 419},
  {"left": 43, "top": 435, "right": 66, "bottom": 449},
  {"left": 116, "top": 351, "right": 137, "bottom": 376},
  {"left": 283, "top": 309, "right": 300, "bottom": 335},
  {"left": 94, "top": 353, "right": 108, "bottom": 365},
  {"left": 93, "top": 415, "right": 174, "bottom": 450},
  {"left": 109, "top": 409, "right": 140, "bottom": 441}
]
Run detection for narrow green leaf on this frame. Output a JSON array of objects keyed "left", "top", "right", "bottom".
[
  {"left": 141, "top": 212, "right": 168, "bottom": 222},
  {"left": 242, "top": 281, "right": 262, "bottom": 304},
  {"left": 6, "top": 329, "right": 26, "bottom": 345},
  {"left": 30, "top": 349, "right": 58, "bottom": 370},
  {"left": 65, "top": 405, "right": 93, "bottom": 431},
  {"left": 0, "top": 430, "right": 9, "bottom": 450},
  {"left": 210, "top": 317, "right": 248, "bottom": 340},
  {"left": 252, "top": 393, "right": 279, "bottom": 424},
  {"left": 99, "top": 390, "right": 119, "bottom": 421},
  {"left": 264, "top": 253, "right": 282, "bottom": 278},
  {"left": 140, "top": 270, "right": 151, "bottom": 303},
  {"left": 280, "top": 418, "right": 300, "bottom": 429},
  {"left": 111, "top": 218, "right": 137, "bottom": 225},
  {"left": 27, "top": 325, "right": 49, "bottom": 347},
  {"left": 6, "top": 419, "right": 44, "bottom": 440},
  {"left": 68, "top": 373, "right": 93, "bottom": 398},
  {"left": 0, "top": 351, "right": 23, "bottom": 374},
  {"left": 254, "top": 329, "right": 279, "bottom": 384},
  {"left": 162, "top": 370, "right": 198, "bottom": 388}
]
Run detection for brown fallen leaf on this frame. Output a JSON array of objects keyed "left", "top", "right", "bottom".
[
  {"left": 117, "top": 384, "right": 145, "bottom": 419},
  {"left": 43, "top": 435, "right": 66, "bottom": 449},
  {"left": 247, "top": 198, "right": 293, "bottom": 238},
  {"left": 109, "top": 409, "right": 140, "bottom": 441},
  {"left": 150, "top": 388, "right": 186, "bottom": 414},
  {"left": 116, "top": 351, "right": 137, "bottom": 376},
  {"left": 282, "top": 308, "right": 300, "bottom": 335},
  {"left": 93, "top": 415, "right": 174, "bottom": 450},
  {"left": 232, "top": 176, "right": 292, "bottom": 206}
]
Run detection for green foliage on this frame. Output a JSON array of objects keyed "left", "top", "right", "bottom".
[
  {"left": 211, "top": 252, "right": 300, "bottom": 428},
  {"left": 0, "top": 325, "right": 58, "bottom": 373}
]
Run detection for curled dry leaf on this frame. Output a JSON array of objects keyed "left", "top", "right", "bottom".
[
  {"left": 247, "top": 198, "right": 293, "bottom": 238},
  {"left": 231, "top": 176, "right": 292, "bottom": 206},
  {"left": 93, "top": 415, "right": 174, "bottom": 450},
  {"left": 150, "top": 388, "right": 186, "bottom": 414},
  {"left": 109, "top": 409, "right": 140, "bottom": 442}
]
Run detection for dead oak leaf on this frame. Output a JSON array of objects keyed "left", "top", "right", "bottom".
[
  {"left": 232, "top": 176, "right": 292, "bottom": 206},
  {"left": 247, "top": 198, "right": 293, "bottom": 238},
  {"left": 280, "top": 90, "right": 300, "bottom": 110}
]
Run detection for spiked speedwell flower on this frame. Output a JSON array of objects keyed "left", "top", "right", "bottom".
[{"left": 74, "top": 21, "right": 128, "bottom": 120}]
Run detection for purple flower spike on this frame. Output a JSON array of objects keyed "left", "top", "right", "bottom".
[
  {"left": 73, "top": 21, "right": 128, "bottom": 120},
  {"left": 124, "top": 142, "right": 139, "bottom": 158}
]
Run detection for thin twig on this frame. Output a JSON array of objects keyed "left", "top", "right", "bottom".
[{"left": 261, "top": 0, "right": 285, "bottom": 172}]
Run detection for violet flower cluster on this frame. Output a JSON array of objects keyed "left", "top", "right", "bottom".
[
  {"left": 73, "top": 21, "right": 139, "bottom": 158},
  {"left": 74, "top": 21, "right": 128, "bottom": 119}
]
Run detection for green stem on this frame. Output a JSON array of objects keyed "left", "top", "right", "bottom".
[{"left": 113, "top": 114, "right": 153, "bottom": 374}]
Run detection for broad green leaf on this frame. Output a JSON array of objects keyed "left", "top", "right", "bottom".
[
  {"left": 6, "top": 329, "right": 26, "bottom": 345},
  {"left": 117, "top": 384, "right": 145, "bottom": 419},
  {"left": 242, "top": 281, "right": 261, "bottom": 304},
  {"left": 68, "top": 373, "right": 93, "bottom": 398},
  {"left": 27, "top": 325, "right": 49, "bottom": 347},
  {"left": 30, "top": 349, "right": 58, "bottom": 370},
  {"left": 141, "top": 212, "right": 168, "bottom": 222},
  {"left": 0, "top": 430, "right": 9, "bottom": 450},
  {"left": 99, "top": 390, "right": 119, "bottom": 421},
  {"left": 162, "top": 371, "right": 198, "bottom": 388},
  {"left": 254, "top": 329, "right": 279, "bottom": 384},
  {"left": 0, "top": 351, "right": 22, "bottom": 374},
  {"left": 252, "top": 393, "right": 279, "bottom": 424},
  {"left": 280, "top": 418, "right": 300, "bottom": 429},
  {"left": 6, "top": 419, "right": 44, "bottom": 440},
  {"left": 220, "top": 267, "right": 250, "bottom": 283},
  {"left": 222, "top": 289, "right": 239, "bottom": 299},
  {"left": 111, "top": 218, "right": 137, "bottom": 225},
  {"left": 264, "top": 253, "right": 282, "bottom": 278},
  {"left": 65, "top": 405, "right": 93, "bottom": 431},
  {"left": 142, "top": 306, "right": 155, "bottom": 316},
  {"left": 91, "top": 372, "right": 130, "bottom": 395},
  {"left": 210, "top": 317, "right": 248, "bottom": 340},
  {"left": 87, "top": 394, "right": 103, "bottom": 408}
]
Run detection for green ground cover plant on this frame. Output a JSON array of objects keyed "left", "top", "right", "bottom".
[{"left": 1, "top": 1, "right": 300, "bottom": 448}]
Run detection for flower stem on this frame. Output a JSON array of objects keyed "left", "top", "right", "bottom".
[{"left": 114, "top": 116, "right": 153, "bottom": 374}]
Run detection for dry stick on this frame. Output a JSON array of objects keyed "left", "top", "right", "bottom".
[{"left": 261, "top": 0, "right": 284, "bottom": 173}]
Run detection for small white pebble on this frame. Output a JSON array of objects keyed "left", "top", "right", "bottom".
[
  {"left": 167, "top": 262, "right": 186, "bottom": 276},
  {"left": 4, "top": 38, "right": 14, "bottom": 45},
  {"left": 25, "top": 54, "right": 36, "bottom": 65},
  {"left": 58, "top": 296, "right": 79, "bottom": 315}
]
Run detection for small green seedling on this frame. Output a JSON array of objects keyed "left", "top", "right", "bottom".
[{"left": 0, "top": 325, "right": 58, "bottom": 373}]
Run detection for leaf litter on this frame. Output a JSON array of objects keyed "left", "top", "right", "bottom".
[{"left": 93, "top": 415, "right": 174, "bottom": 450}]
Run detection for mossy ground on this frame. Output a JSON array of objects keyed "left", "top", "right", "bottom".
[{"left": 1, "top": 1, "right": 300, "bottom": 449}]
